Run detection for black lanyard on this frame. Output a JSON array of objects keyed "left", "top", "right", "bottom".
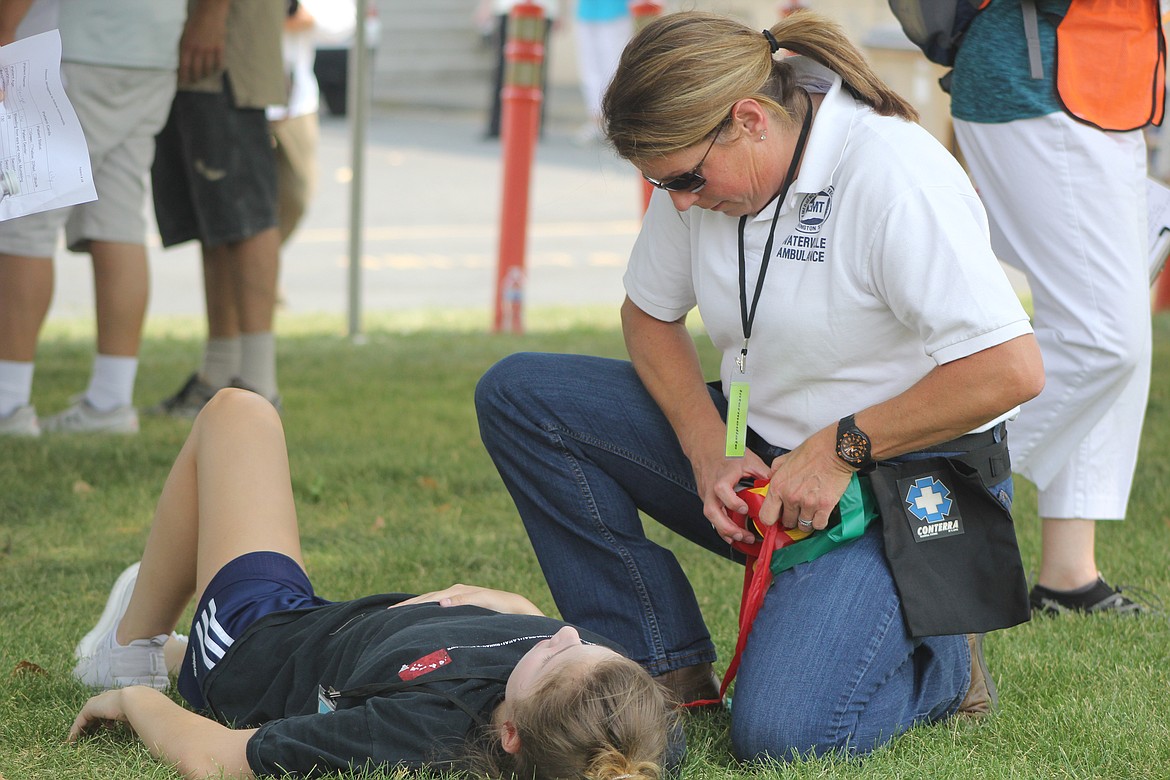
[{"left": 736, "top": 90, "right": 815, "bottom": 375}]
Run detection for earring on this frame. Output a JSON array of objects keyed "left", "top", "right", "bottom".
[{"left": 760, "top": 133, "right": 767, "bottom": 140}]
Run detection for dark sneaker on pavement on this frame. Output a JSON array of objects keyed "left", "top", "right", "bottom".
[
  {"left": 147, "top": 373, "right": 219, "bottom": 419},
  {"left": 1030, "top": 576, "right": 1150, "bottom": 616}
]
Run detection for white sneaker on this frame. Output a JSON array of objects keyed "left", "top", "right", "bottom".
[
  {"left": 75, "top": 562, "right": 140, "bottom": 659},
  {"left": 73, "top": 562, "right": 169, "bottom": 690},
  {"left": 41, "top": 398, "right": 139, "bottom": 434},
  {"left": 0, "top": 405, "right": 40, "bottom": 437}
]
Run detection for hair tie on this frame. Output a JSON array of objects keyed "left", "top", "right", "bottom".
[{"left": 762, "top": 29, "right": 780, "bottom": 54}]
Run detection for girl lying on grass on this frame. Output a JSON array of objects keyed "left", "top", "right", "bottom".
[{"left": 68, "top": 388, "right": 674, "bottom": 780}]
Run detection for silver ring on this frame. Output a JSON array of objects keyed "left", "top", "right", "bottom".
[{"left": 797, "top": 518, "right": 814, "bottom": 529}]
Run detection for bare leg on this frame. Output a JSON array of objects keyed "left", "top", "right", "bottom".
[
  {"left": 202, "top": 244, "right": 240, "bottom": 340},
  {"left": 200, "top": 229, "right": 282, "bottom": 339},
  {"left": 91, "top": 241, "right": 149, "bottom": 358},
  {"left": 231, "top": 227, "right": 280, "bottom": 335},
  {"left": 1036, "top": 518, "right": 1098, "bottom": 591},
  {"left": 0, "top": 254, "right": 53, "bottom": 362},
  {"left": 116, "top": 388, "right": 304, "bottom": 643}
]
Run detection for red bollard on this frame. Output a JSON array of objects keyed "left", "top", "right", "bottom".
[
  {"left": 630, "top": 2, "right": 664, "bottom": 213},
  {"left": 1156, "top": 265, "right": 1170, "bottom": 311},
  {"left": 494, "top": 2, "right": 546, "bottom": 334}
]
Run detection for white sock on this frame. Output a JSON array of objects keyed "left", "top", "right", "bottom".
[
  {"left": 84, "top": 354, "right": 138, "bottom": 411},
  {"left": 239, "top": 331, "right": 278, "bottom": 400},
  {"left": 0, "top": 360, "right": 34, "bottom": 418},
  {"left": 200, "top": 337, "right": 240, "bottom": 389}
]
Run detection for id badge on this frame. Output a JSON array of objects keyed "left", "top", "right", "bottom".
[
  {"left": 725, "top": 380, "right": 750, "bottom": 457},
  {"left": 317, "top": 684, "right": 337, "bottom": 713}
]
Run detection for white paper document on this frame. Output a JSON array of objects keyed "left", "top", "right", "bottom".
[{"left": 0, "top": 29, "right": 96, "bottom": 222}]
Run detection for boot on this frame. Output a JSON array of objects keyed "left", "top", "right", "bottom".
[
  {"left": 958, "top": 633, "right": 999, "bottom": 715},
  {"left": 655, "top": 662, "right": 720, "bottom": 706}
]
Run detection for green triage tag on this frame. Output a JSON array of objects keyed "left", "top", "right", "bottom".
[{"left": 725, "top": 380, "right": 750, "bottom": 457}]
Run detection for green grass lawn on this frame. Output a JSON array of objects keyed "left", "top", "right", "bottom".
[{"left": 2, "top": 306, "right": 1168, "bottom": 780}]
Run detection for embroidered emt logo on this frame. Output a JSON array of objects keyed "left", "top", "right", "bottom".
[{"left": 796, "top": 186, "right": 833, "bottom": 234}]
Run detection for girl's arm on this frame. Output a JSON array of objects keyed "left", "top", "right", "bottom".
[{"left": 69, "top": 687, "right": 257, "bottom": 779}]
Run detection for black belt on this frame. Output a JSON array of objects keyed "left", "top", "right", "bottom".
[{"left": 914, "top": 422, "right": 1011, "bottom": 488}]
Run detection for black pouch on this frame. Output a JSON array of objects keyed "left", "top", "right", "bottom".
[{"left": 869, "top": 447, "right": 1030, "bottom": 638}]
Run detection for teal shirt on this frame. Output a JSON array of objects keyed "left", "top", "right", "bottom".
[{"left": 950, "top": 0, "right": 1072, "bottom": 123}]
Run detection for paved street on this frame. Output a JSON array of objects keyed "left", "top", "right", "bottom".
[{"left": 48, "top": 106, "right": 645, "bottom": 322}]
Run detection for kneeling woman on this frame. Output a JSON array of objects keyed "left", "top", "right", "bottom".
[{"left": 69, "top": 389, "right": 673, "bottom": 780}]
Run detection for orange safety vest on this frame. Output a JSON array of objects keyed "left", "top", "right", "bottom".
[{"left": 1054, "top": 0, "right": 1166, "bottom": 130}]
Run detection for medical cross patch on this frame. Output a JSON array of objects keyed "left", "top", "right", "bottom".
[{"left": 898, "top": 475, "right": 965, "bottom": 543}]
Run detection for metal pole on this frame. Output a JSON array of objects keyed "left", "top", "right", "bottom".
[{"left": 347, "top": 0, "right": 370, "bottom": 342}]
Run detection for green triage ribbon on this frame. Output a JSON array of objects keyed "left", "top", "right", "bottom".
[{"left": 769, "top": 474, "right": 880, "bottom": 575}]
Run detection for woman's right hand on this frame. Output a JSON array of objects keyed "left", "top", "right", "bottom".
[{"left": 691, "top": 446, "right": 771, "bottom": 544}]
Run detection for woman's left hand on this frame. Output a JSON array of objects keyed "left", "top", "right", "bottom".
[{"left": 757, "top": 426, "right": 855, "bottom": 532}]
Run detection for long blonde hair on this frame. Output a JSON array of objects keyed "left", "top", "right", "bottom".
[
  {"left": 602, "top": 10, "right": 918, "bottom": 162},
  {"left": 468, "top": 656, "right": 675, "bottom": 780}
]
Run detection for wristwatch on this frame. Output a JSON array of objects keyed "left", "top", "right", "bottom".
[{"left": 835, "top": 414, "right": 875, "bottom": 474}]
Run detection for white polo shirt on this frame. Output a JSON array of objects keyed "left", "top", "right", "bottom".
[{"left": 623, "top": 59, "right": 1033, "bottom": 450}]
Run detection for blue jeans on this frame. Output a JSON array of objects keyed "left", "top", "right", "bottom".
[{"left": 475, "top": 352, "right": 971, "bottom": 760}]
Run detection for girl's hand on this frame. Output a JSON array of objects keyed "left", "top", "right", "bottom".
[
  {"left": 392, "top": 584, "right": 545, "bottom": 616},
  {"left": 68, "top": 689, "right": 132, "bottom": 743}
]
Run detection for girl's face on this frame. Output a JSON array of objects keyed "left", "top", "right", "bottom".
[{"left": 505, "top": 626, "right": 618, "bottom": 703}]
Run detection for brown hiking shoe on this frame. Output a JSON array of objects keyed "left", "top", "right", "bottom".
[
  {"left": 958, "top": 633, "right": 998, "bottom": 716},
  {"left": 655, "top": 662, "right": 720, "bottom": 706}
]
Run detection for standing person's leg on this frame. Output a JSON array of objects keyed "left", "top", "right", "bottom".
[
  {"left": 954, "top": 115, "right": 1150, "bottom": 607},
  {"left": 38, "top": 241, "right": 149, "bottom": 434},
  {"left": 271, "top": 112, "right": 319, "bottom": 245},
  {"left": 149, "top": 90, "right": 228, "bottom": 416},
  {"left": 35, "top": 64, "right": 169, "bottom": 434},
  {"left": 476, "top": 352, "right": 733, "bottom": 686},
  {"left": 0, "top": 255, "right": 52, "bottom": 434},
  {"left": 230, "top": 226, "right": 281, "bottom": 402}
]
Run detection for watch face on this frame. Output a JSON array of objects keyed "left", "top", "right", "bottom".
[{"left": 838, "top": 430, "right": 870, "bottom": 464}]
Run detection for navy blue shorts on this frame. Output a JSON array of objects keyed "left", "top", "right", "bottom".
[{"left": 177, "top": 551, "right": 330, "bottom": 711}]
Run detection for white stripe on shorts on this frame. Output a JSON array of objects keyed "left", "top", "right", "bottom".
[{"left": 194, "top": 598, "right": 235, "bottom": 672}]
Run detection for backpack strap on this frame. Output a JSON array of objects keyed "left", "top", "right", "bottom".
[{"left": 1021, "top": 0, "right": 1044, "bottom": 78}]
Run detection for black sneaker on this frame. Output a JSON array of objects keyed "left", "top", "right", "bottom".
[
  {"left": 228, "top": 378, "right": 283, "bottom": 414},
  {"left": 146, "top": 373, "right": 219, "bottom": 419},
  {"left": 1029, "top": 576, "right": 1150, "bottom": 616}
]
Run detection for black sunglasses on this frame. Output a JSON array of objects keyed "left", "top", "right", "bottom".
[{"left": 643, "top": 118, "right": 729, "bottom": 193}]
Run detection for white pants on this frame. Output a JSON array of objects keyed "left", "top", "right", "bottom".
[
  {"left": 954, "top": 114, "right": 1151, "bottom": 520},
  {"left": 573, "top": 16, "right": 632, "bottom": 119}
]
